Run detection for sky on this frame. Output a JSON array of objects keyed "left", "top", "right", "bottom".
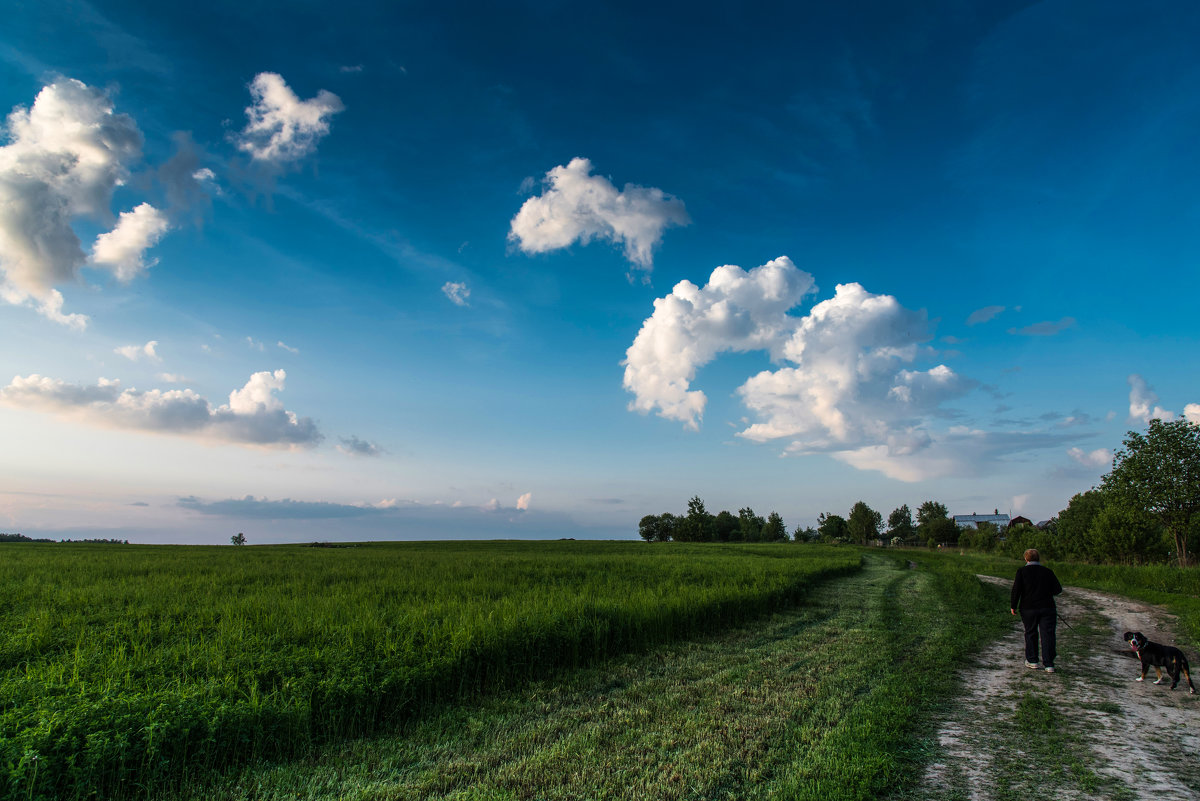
[{"left": 1, "top": 0, "right": 1198, "bottom": 544}]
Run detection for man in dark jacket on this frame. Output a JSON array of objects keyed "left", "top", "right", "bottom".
[{"left": 1010, "top": 548, "right": 1064, "bottom": 672}]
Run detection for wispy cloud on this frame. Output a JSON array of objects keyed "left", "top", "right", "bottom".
[
  {"left": 337, "top": 435, "right": 382, "bottom": 457},
  {"left": 277, "top": 341, "right": 299, "bottom": 354},
  {"left": 441, "top": 281, "right": 470, "bottom": 306},
  {"left": 115, "top": 340, "right": 161, "bottom": 362},
  {"left": 1067, "top": 447, "right": 1111, "bottom": 468},
  {"left": 966, "top": 305, "right": 1005, "bottom": 326},
  {"left": 1008, "top": 317, "right": 1075, "bottom": 336}
]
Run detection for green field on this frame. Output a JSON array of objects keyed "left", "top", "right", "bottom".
[
  {"left": 6, "top": 541, "right": 1195, "bottom": 801},
  {"left": 1, "top": 540, "right": 860, "bottom": 800}
]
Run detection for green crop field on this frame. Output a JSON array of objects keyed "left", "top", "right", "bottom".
[
  {"left": 0, "top": 540, "right": 859, "bottom": 801},
  {"left": 10, "top": 540, "right": 1194, "bottom": 801}
]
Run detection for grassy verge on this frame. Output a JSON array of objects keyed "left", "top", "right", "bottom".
[
  {"left": 168, "top": 552, "right": 1012, "bottom": 801},
  {"left": 911, "top": 549, "right": 1200, "bottom": 649},
  {"left": 0, "top": 541, "right": 857, "bottom": 801}
]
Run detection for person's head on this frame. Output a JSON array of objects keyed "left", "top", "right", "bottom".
[{"left": 1024, "top": 548, "right": 1040, "bottom": 563}]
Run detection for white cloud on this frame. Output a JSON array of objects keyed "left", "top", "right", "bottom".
[
  {"left": 508, "top": 157, "right": 689, "bottom": 272},
  {"left": 516, "top": 492, "right": 532, "bottom": 511},
  {"left": 245, "top": 337, "right": 265, "bottom": 352},
  {"left": 158, "top": 372, "right": 187, "bottom": 383},
  {"left": 1067, "top": 447, "right": 1111, "bottom": 469},
  {"left": 234, "top": 72, "right": 344, "bottom": 164},
  {"left": 623, "top": 257, "right": 816, "bottom": 430},
  {"left": 482, "top": 498, "right": 501, "bottom": 512},
  {"left": 277, "top": 341, "right": 299, "bottom": 354},
  {"left": 90, "top": 202, "right": 169, "bottom": 281},
  {"left": 1186, "top": 404, "right": 1200, "bottom": 425},
  {"left": 0, "top": 78, "right": 146, "bottom": 325},
  {"left": 0, "top": 369, "right": 321, "bottom": 447},
  {"left": 736, "top": 282, "right": 968, "bottom": 451},
  {"left": 441, "top": 281, "right": 470, "bottom": 306},
  {"left": 832, "top": 428, "right": 1076, "bottom": 482},
  {"left": 966, "top": 305, "right": 1004, "bottom": 326},
  {"left": 337, "top": 435, "right": 382, "bottom": 457},
  {"left": 623, "top": 256, "right": 1005, "bottom": 479},
  {"left": 1127, "top": 374, "right": 1175, "bottom": 424},
  {"left": 115, "top": 340, "right": 160, "bottom": 362}
]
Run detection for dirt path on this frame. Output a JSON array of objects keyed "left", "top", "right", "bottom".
[{"left": 914, "top": 578, "right": 1200, "bottom": 801}]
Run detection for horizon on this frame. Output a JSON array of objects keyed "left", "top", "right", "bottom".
[{"left": 1, "top": 1, "right": 1198, "bottom": 545}]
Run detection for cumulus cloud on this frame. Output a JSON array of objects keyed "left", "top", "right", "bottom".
[
  {"left": 966, "top": 305, "right": 1005, "bottom": 326},
  {"left": 337, "top": 435, "right": 382, "bottom": 457},
  {"left": 624, "top": 256, "right": 1002, "bottom": 479},
  {"left": 0, "top": 78, "right": 148, "bottom": 324},
  {"left": 516, "top": 492, "right": 532, "bottom": 511},
  {"left": 623, "top": 257, "right": 816, "bottom": 429},
  {"left": 1008, "top": 317, "right": 1075, "bottom": 336},
  {"left": 1186, "top": 404, "right": 1200, "bottom": 425},
  {"left": 1068, "top": 447, "right": 1112, "bottom": 468},
  {"left": 0, "top": 369, "right": 321, "bottom": 447},
  {"left": 442, "top": 281, "right": 470, "bottom": 306},
  {"left": 508, "top": 157, "right": 689, "bottom": 272},
  {"left": 91, "top": 202, "right": 169, "bottom": 281},
  {"left": 234, "top": 72, "right": 344, "bottom": 164},
  {"left": 115, "top": 340, "right": 160, "bottom": 362},
  {"left": 1127, "top": 374, "right": 1175, "bottom": 424}
]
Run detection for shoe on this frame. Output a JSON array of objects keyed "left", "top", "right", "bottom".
[
  {"left": 1025, "top": 661, "right": 1039, "bottom": 669},
  {"left": 1045, "top": 666, "right": 1056, "bottom": 673}
]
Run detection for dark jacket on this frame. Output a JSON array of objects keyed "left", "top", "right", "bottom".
[{"left": 1010, "top": 563, "right": 1063, "bottom": 610}]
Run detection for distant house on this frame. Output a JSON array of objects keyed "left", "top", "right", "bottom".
[
  {"left": 953, "top": 511, "right": 1011, "bottom": 530},
  {"left": 1009, "top": 515, "right": 1033, "bottom": 528},
  {"left": 1036, "top": 520, "right": 1054, "bottom": 530}
]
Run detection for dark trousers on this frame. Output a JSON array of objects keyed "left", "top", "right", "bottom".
[{"left": 1020, "top": 607, "right": 1057, "bottom": 666}]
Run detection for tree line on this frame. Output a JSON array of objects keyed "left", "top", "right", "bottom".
[{"left": 640, "top": 419, "right": 1200, "bottom": 567}]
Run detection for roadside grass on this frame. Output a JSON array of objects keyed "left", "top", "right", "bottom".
[
  {"left": 914, "top": 550, "right": 1200, "bottom": 650},
  {"left": 169, "top": 553, "right": 1011, "bottom": 801},
  {"left": 0, "top": 541, "right": 858, "bottom": 800}
]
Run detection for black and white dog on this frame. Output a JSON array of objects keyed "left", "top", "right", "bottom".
[{"left": 1123, "top": 631, "right": 1196, "bottom": 694}]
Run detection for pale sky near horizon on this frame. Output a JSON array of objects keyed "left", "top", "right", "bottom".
[{"left": 1, "top": 0, "right": 1197, "bottom": 543}]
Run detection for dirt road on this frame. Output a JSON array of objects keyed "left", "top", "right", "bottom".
[{"left": 915, "top": 578, "right": 1200, "bottom": 801}]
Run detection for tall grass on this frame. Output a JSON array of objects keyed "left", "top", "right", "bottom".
[
  {"left": 914, "top": 549, "right": 1200, "bottom": 648},
  {"left": 0, "top": 540, "right": 857, "bottom": 800}
]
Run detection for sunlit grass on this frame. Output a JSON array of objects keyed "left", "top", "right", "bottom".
[{"left": 0, "top": 540, "right": 856, "bottom": 800}]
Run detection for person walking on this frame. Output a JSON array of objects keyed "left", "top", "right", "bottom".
[{"left": 1010, "top": 548, "right": 1063, "bottom": 672}]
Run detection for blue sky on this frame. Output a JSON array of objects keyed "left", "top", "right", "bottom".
[{"left": 1, "top": 0, "right": 1197, "bottom": 543}]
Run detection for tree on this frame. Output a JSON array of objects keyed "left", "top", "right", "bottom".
[
  {"left": 887, "top": 504, "right": 915, "bottom": 543},
  {"left": 762, "top": 511, "right": 787, "bottom": 542},
  {"left": 678, "top": 496, "right": 714, "bottom": 542},
  {"left": 1088, "top": 501, "right": 1168, "bottom": 565},
  {"left": 1102, "top": 418, "right": 1200, "bottom": 566},
  {"left": 846, "top": 501, "right": 882, "bottom": 544},
  {"left": 231, "top": 532, "right": 247, "bottom": 546},
  {"left": 738, "top": 507, "right": 765, "bottom": 542},
  {"left": 639, "top": 514, "right": 662, "bottom": 542},
  {"left": 916, "top": 500, "right": 949, "bottom": 529},
  {"left": 1055, "top": 489, "right": 1107, "bottom": 561},
  {"left": 817, "top": 513, "right": 848, "bottom": 543},
  {"left": 915, "top": 501, "right": 957, "bottom": 546},
  {"left": 713, "top": 510, "right": 739, "bottom": 542},
  {"left": 792, "top": 525, "right": 818, "bottom": 543}
]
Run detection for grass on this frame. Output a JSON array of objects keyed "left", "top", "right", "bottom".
[
  {"left": 0, "top": 540, "right": 857, "bottom": 800},
  {"left": 912, "top": 549, "right": 1200, "bottom": 650},
  {"left": 166, "top": 553, "right": 1013, "bottom": 801}
]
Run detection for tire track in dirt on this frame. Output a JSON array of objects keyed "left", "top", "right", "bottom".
[{"left": 915, "top": 577, "right": 1200, "bottom": 801}]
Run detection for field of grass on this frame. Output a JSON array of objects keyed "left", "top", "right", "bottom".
[
  {"left": 167, "top": 553, "right": 1013, "bottom": 800},
  {"left": 0, "top": 540, "right": 858, "bottom": 801}
]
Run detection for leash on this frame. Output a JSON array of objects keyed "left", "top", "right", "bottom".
[{"left": 1057, "top": 612, "right": 1074, "bottom": 630}]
